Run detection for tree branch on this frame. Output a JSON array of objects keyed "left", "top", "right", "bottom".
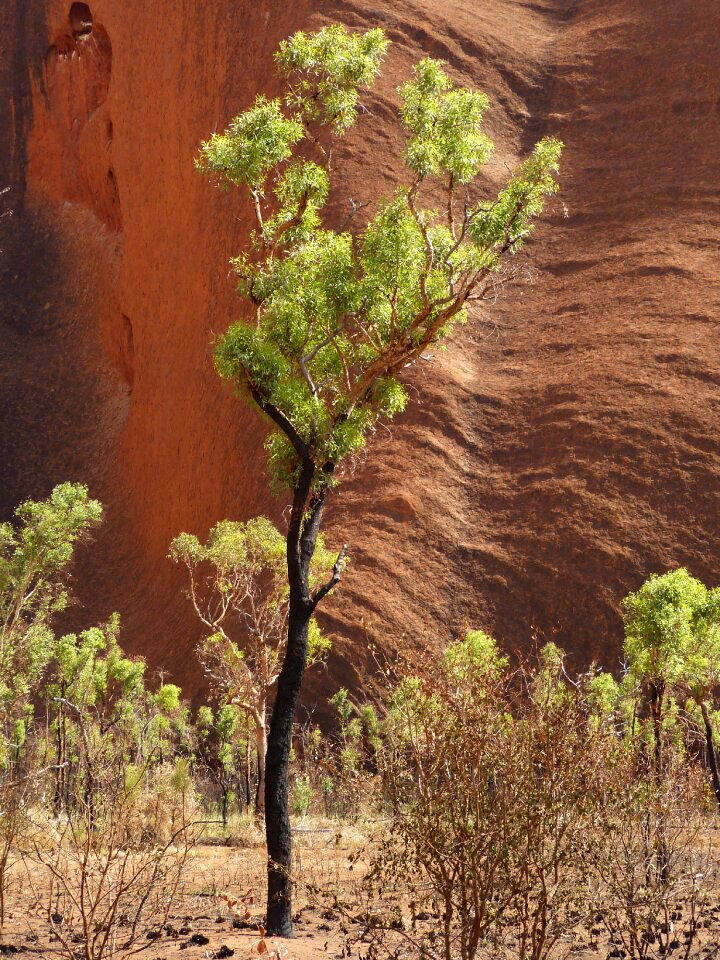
[
  {"left": 310, "top": 544, "right": 349, "bottom": 610},
  {"left": 247, "top": 382, "right": 310, "bottom": 459}
]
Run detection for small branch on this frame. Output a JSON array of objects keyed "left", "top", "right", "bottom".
[
  {"left": 270, "top": 189, "right": 311, "bottom": 251},
  {"left": 447, "top": 174, "right": 456, "bottom": 238},
  {"left": 250, "top": 189, "right": 267, "bottom": 252},
  {"left": 339, "top": 197, "right": 370, "bottom": 233},
  {"left": 311, "top": 544, "right": 349, "bottom": 610},
  {"left": 247, "top": 381, "right": 310, "bottom": 459},
  {"left": 299, "top": 316, "right": 353, "bottom": 398}
]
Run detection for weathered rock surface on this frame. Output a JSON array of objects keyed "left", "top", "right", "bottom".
[{"left": 1, "top": 0, "right": 719, "bottom": 698}]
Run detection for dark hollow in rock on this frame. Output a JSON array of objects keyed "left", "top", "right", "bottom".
[{"left": 69, "top": 3, "right": 93, "bottom": 37}]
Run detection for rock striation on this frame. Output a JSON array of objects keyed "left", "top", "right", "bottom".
[{"left": 1, "top": 0, "right": 719, "bottom": 698}]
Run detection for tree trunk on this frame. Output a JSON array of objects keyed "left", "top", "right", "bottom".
[
  {"left": 221, "top": 787, "right": 229, "bottom": 829},
  {"left": 649, "top": 682, "right": 669, "bottom": 883},
  {"left": 650, "top": 682, "right": 664, "bottom": 782},
  {"left": 264, "top": 597, "right": 311, "bottom": 937},
  {"left": 700, "top": 700, "right": 720, "bottom": 809},
  {"left": 245, "top": 734, "right": 252, "bottom": 809},
  {"left": 263, "top": 456, "right": 338, "bottom": 937},
  {"left": 255, "top": 716, "right": 268, "bottom": 818}
]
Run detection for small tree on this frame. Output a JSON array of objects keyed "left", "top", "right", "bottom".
[
  {"left": 623, "top": 569, "right": 715, "bottom": 788},
  {"left": 197, "top": 24, "right": 562, "bottom": 934},
  {"left": 678, "top": 582, "right": 720, "bottom": 806},
  {"left": 0, "top": 484, "right": 102, "bottom": 929},
  {"left": 170, "top": 517, "right": 331, "bottom": 816},
  {"left": 369, "top": 637, "right": 611, "bottom": 960},
  {"left": 196, "top": 703, "right": 245, "bottom": 826},
  {"left": 0, "top": 483, "right": 102, "bottom": 769}
]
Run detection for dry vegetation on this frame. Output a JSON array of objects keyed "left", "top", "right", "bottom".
[{"left": 4, "top": 486, "right": 720, "bottom": 960}]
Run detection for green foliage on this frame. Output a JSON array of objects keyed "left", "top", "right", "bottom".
[
  {"left": 290, "top": 774, "right": 313, "bottom": 816},
  {"left": 329, "top": 687, "right": 354, "bottom": 724},
  {"left": 171, "top": 516, "right": 333, "bottom": 712},
  {"left": 277, "top": 25, "right": 389, "bottom": 133},
  {"left": 170, "top": 516, "right": 335, "bottom": 608},
  {"left": 587, "top": 670, "right": 621, "bottom": 725},
  {"left": 359, "top": 703, "right": 382, "bottom": 756},
  {"left": 623, "top": 568, "right": 711, "bottom": 689},
  {"left": 172, "top": 515, "right": 335, "bottom": 818},
  {"left": 0, "top": 483, "right": 102, "bottom": 767},
  {"left": 197, "top": 98, "right": 303, "bottom": 190},
  {"left": 51, "top": 615, "right": 145, "bottom": 715},
  {"left": 307, "top": 616, "right": 332, "bottom": 663},
  {"left": 199, "top": 27, "right": 562, "bottom": 492},
  {"left": 170, "top": 516, "right": 285, "bottom": 580},
  {"left": 441, "top": 629, "right": 507, "bottom": 681},
  {"left": 48, "top": 617, "right": 191, "bottom": 799},
  {"left": 400, "top": 58, "right": 493, "bottom": 182}
]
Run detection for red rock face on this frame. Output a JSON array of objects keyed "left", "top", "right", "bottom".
[{"left": 1, "top": 0, "right": 719, "bottom": 699}]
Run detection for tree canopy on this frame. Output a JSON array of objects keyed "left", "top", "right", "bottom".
[{"left": 197, "top": 25, "right": 563, "bottom": 494}]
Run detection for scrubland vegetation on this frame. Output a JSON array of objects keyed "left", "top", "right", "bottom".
[
  {"left": 2, "top": 483, "right": 720, "bottom": 960},
  {"left": 3, "top": 19, "right": 716, "bottom": 960}
]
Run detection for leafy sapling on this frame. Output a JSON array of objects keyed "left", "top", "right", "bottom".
[
  {"left": 0, "top": 483, "right": 102, "bottom": 769},
  {"left": 197, "top": 23, "right": 562, "bottom": 935},
  {"left": 170, "top": 517, "right": 332, "bottom": 816}
]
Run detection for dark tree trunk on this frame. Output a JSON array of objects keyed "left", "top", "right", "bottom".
[
  {"left": 265, "top": 459, "right": 323, "bottom": 937},
  {"left": 649, "top": 681, "right": 669, "bottom": 883},
  {"left": 700, "top": 700, "right": 720, "bottom": 809},
  {"left": 264, "top": 451, "right": 345, "bottom": 937},
  {"left": 265, "top": 596, "right": 312, "bottom": 937},
  {"left": 221, "top": 786, "right": 229, "bottom": 829}
]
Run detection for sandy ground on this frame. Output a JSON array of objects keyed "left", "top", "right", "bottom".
[
  {"left": 3, "top": 823, "right": 720, "bottom": 960},
  {"left": 0, "top": 828, "right": 362, "bottom": 960}
]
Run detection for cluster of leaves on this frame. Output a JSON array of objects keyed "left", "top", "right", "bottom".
[
  {"left": 0, "top": 483, "right": 102, "bottom": 767},
  {"left": 169, "top": 516, "right": 333, "bottom": 687},
  {"left": 46, "top": 615, "right": 192, "bottom": 820},
  {"left": 624, "top": 567, "right": 720, "bottom": 701},
  {"left": 198, "top": 26, "right": 562, "bottom": 490}
]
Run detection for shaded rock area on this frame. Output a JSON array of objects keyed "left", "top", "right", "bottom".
[{"left": 1, "top": 0, "right": 719, "bottom": 700}]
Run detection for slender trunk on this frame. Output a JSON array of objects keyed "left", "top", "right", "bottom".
[
  {"left": 245, "top": 736, "right": 252, "bottom": 809},
  {"left": 700, "top": 700, "right": 720, "bottom": 809},
  {"left": 265, "top": 598, "right": 311, "bottom": 937},
  {"left": 264, "top": 455, "right": 338, "bottom": 937},
  {"left": 221, "top": 787, "right": 229, "bottom": 829},
  {"left": 650, "top": 682, "right": 664, "bottom": 782},
  {"left": 255, "top": 716, "right": 268, "bottom": 818},
  {"left": 649, "top": 682, "right": 669, "bottom": 882}
]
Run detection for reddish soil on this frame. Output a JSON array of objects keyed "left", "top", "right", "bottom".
[
  {"left": 3, "top": 834, "right": 720, "bottom": 960},
  {"left": 1, "top": 0, "right": 719, "bottom": 699}
]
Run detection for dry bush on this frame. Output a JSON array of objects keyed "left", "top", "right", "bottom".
[
  {"left": 346, "top": 642, "right": 720, "bottom": 960},
  {"left": 122, "top": 758, "right": 201, "bottom": 844},
  {"left": 364, "top": 661, "right": 609, "bottom": 960},
  {"left": 590, "top": 752, "right": 717, "bottom": 960},
  {"left": 0, "top": 775, "right": 33, "bottom": 929},
  {"left": 23, "top": 755, "right": 201, "bottom": 960}
]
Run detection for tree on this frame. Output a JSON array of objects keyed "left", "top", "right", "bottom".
[
  {"left": 622, "top": 567, "right": 720, "bottom": 890},
  {"left": 196, "top": 703, "right": 245, "bottom": 827},
  {"left": 48, "top": 615, "right": 191, "bottom": 820},
  {"left": 623, "top": 569, "right": 712, "bottom": 786},
  {"left": 170, "top": 517, "right": 331, "bottom": 816},
  {"left": 197, "top": 23, "right": 562, "bottom": 935},
  {"left": 687, "top": 588, "right": 720, "bottom": 806},
  {"left": 372, "top": 638, "right": 613, "bottom": 960},
  {"left": 0, "top": 483, "right": 102, "bottom": 770}
]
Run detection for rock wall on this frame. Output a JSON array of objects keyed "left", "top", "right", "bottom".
[{"left": 1, "top": 0, "right": 719, "bottom": 701}]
